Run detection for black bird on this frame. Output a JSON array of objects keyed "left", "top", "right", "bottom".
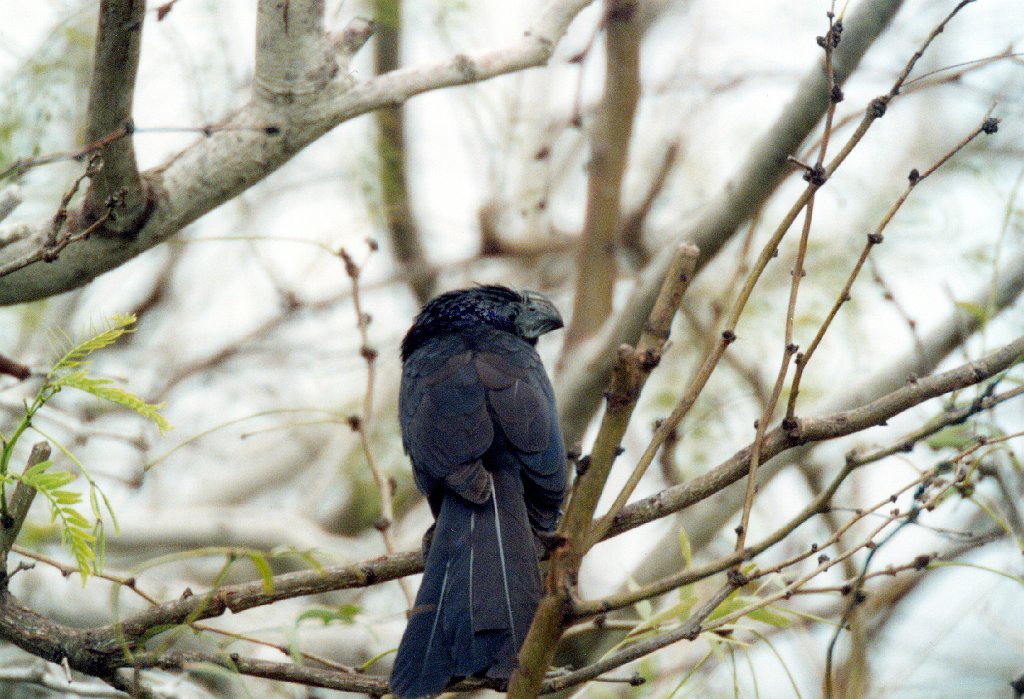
[{"left": 389, "top": 285, "right": 567, "bottom": 698}]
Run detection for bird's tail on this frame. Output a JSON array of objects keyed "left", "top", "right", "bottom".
[{"left": 390, "top": 466, "right": 540, "bottom": 698}]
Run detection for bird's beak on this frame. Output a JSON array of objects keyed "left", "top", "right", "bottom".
[{"left": 517, "top": 290, "right": 564, "bottom": 339}]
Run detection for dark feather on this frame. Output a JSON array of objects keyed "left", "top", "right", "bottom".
[{"left": 390, "top": 286, "right": 566, "bottom": 698}]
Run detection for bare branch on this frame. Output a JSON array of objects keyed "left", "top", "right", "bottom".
[
  {"left": 608, "top": 333, "right": 1024, "bottom": 540},
  {"left": 254, "top": 0, "right": 337, "bottom": 101},
  {"left": 84, "top": 0, "right": 147, "bottom": 230},
  {"left": 556, "top": 0, "right": 907, "bottom": 444},
  {"left": 0, "top": 663, "right": 126, "bottom": 698},
  {"left": 374, "top": 0, "right": 436, "bottom": 304},
  {"left": 0, "top": 0, "right": 597, "bottom": 305},
  {"left": 510, "top": 244, "right": 699, "bottom": 697},
  {"left": 0, "top": 186, "right": 22, "bottom": 224},
  {"left": 0, "top": 353, "right": 31, "bottom": 381},
  {"left": 628, "top": 245, "right": 1024, "bottom": 598},
  {"left": 0, "top": 442, "right": 50, "bottom": 574},
  {"left": 130, "top": 649, "right": 389, "bottom": 695},
  {"left": 564, "top": 0, "right": 643, "bottom": 349},
  {"left": 541, "top": 583, "right": 737, "bottom": 693},
  {"left": 574, "top": 383, "right": 1024, "bottom": 619},
  {"left": 787, "top": 108, "right": 998, "bottom": 419},
  {"left": 339, "top": 242, "right": 413, "bottom": 604}
]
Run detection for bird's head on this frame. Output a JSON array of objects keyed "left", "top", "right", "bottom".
[{"left": 401, "top": 285, "right": 564, "bottom": 360}]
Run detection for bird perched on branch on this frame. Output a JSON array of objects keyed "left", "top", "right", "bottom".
[{"left": 389, "top": 285, "right": 567, "bottom": 698}]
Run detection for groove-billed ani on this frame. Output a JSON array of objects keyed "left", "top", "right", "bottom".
[{"left": 389, "top": 285, "right": 567, "bottom": 698}]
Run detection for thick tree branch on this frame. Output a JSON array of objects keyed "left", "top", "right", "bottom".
[
  {"left": 564, "top": 0, "right": 642, "bottom": 349},
  {"left": 374, "top": 0, "right": 436, "bottom": 305},
  {"left": 0, "top": 0, "right": 596, "bottom": 305},
  {"left": 0, "top": 550, "right": 420, "bottom": 673},
  {"left": 254, "top": 0, "right": 337, "bottom": 101},
  {"left": 84, "top": 0, "right": 147, "bottom": 231},
  {"left": 130, "top": 649, "right": 389, "bottom": 694}
]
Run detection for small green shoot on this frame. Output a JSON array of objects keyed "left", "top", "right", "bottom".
[{"left": 0, "top": 314, "right": 170, "bottom": 583}]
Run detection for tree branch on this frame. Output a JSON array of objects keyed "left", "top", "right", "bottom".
[
  {"left": 654, "top": 243, "right": 1024, "bottom": 562},
  {"left": 84, "top": 0, "right": 147, "bottom": 231},
  {"left": 254, "top": 0, "right": 337, "bottom": 101},
  {"left": 564, "top": 0, "right": 643, "bottom": 349},
  {"left": 607, "top": 332, "right": 1024, "bottom": 540},
  {"left": 0, "top": 443, "right": 50, "bottom": 576},
  {"left": 555, "top": 0, "right": 905, "bottom": 446},
  {"left": 0, "top": 185, "right": 22, "bottom": 225},
  {"left": 510, "top": 244, "right": 698, "bottom": 697},
  {"left": 0, "top": 0, "right": 596, "bottom": 305},
  {"left": 374, "top": 0, "right": 436, "bottom": 305}
]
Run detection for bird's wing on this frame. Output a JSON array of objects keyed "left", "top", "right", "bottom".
[
  {"left": 475, "top": 333, "right": 567, "bottom": 532},
  {"left": 400, "top": 335, "right": 494, "bottom": 505}
]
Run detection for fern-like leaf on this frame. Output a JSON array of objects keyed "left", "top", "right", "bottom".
[
  {"left": 55, "top": 371, "right": 171, "bottom": 433},
  {"left": 5, "top": 313, "right": 163, "bottom": 584},
  {"left": 19, "top": 460, "right": 98, "bottom": 582},
  {"left": 47, "top": 314, "right": 137, "bottom": 380}
]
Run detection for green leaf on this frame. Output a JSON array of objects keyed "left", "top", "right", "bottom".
[
  {"left": 47, "top": 314, "right": 137, "bottom": 379},
  {"left": 927, "top": 425, "right": 977, "bottom": 451},
  {"left": 100, "top": 490, "right": 119, "bottom": 534},
  {"left": 708, "top": 590, "right": 743, "bottom": 621},
  {"left": 246, "top": 552, "right": 274, "bottom": 592},
  {"left": 61, "top": 508, "right": 91, "bottom": 529},
  {"left": 95, "top": 521, "right": 106, "bottom": 571},
  {"left": 297, "top": 605, "right": 360, "bottom": 625},
  {"left": 626, "top": 586, "right": 698, "bottom": 638},
  {"left": 55, "top": 372, "right": 171, "bottom": 434},
  {"left": 270, "top": 547, "right": 325, "bottom": 572},
  {"left": 360, "top": 647, "right": 397, "bottom": 672},
  {"left": 21, "top": 459, "right": 54, "bottom": 479},
  {"left": 52, "top": 490, "right": 82, "bottom": 505},
  {"left": 677, "top": 526, "right": 693, "bottom": 568},
  {"left": 21, "top": 467, "right": 74, "bottom": 491},
  {"left": 19, "top": 463, "right": 99, "bottom": 583},
  {"left": 89, "top": 487, "right": 100, "bottom": 519},
  {"left": 746, "top": 605, "right": 793, "bottom": 628},
  {"left": 10, "top": 314, "right": 164, "bottom": 585},
  {"left": 954, "top": 301, "right": 990, "bottom": 324}
]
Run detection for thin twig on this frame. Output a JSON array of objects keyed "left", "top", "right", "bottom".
[
  {"left": 786, "top": 108, "right": 998, "bottom": 418},
  {"left": 735, "top": 5, "right": 841, "bottom": 555},
  {"left": 9, "top": 546, "right": 161, "bottom": 606},
  {"left": 0, "top": 156, "right": 127, "bottom": 279},
  {"left": 541, "top": 583, "right": 738, "bottom": 693},
  {"left": 339, "top": 241, "right": 413, "bottom": 606},
  {"left": 606, "top": 333, "right": 1024, "bottom": 542}
]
